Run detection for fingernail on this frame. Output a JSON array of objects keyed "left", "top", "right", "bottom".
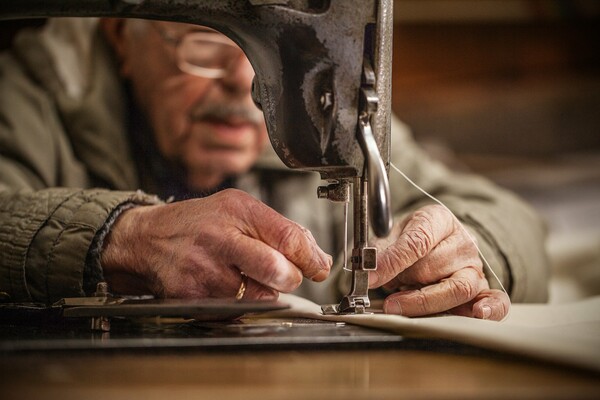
[
  {"left": 384, "top": 299, "right": 403, "bottom": 315},
  {"left": 310, "top": 268, "right": 329, "bottom": 282},
  {"left": 481, "top": 305, "right": 492, "bottom": 320}
]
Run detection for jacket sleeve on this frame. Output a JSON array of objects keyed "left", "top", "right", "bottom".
[
  {"left": 386, "top": 116, "right": 549, "bottom": 302},
  {"left": 0, "top": 188, "right": 161, "bottom": 305},
  {"left": 0, "top": 51, "right": 161, "bottom": 304}
]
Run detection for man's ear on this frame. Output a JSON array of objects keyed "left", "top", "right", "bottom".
[{"left": 99, "top": 18, "right": 133, "bottom": 77}]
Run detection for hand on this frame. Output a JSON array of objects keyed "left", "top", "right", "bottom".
[
  {"left": 369, "top": 204, "right": 510, "bottom": 321},
  {"left": 101, "top": 189, "right": 332, "bottom": 300}
]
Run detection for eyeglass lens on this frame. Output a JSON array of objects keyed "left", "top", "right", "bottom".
[{"left": 176, "top": 32, "right": 241, "bottom": 78}]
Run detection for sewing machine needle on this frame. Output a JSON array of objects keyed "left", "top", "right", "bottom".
[{"left": 343, "top": 201, "right": 349, "bottom": 271}]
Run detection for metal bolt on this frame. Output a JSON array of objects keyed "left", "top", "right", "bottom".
[
  {"left": 91, "top": 316, "right": 111, "bottom": 332},
  {"left": 320, "top": 91, "right": 333, "bottom": 111},
  {"left": 317, "top": 186, "right": 329, "bottom": 199},
  {"left": 91, "top": 282, "right": 111, "bottom": 332},
  {"left": 95, "top": 282, "right": 109, "bottom": 297},
  {"left": 317, "top": 181, "right": 350, "bottom": 202}
]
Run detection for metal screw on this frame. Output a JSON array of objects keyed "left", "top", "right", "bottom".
[
  {"left": 320, "top": 91, "right": 333, "bottom": 111},
  {"left": 91, "top": 282, "right": 111, "bottom": 332},
  {"left": 95, "top": 282, "right": 109, "bottom": 297},
  {"left": 317, "top": 186, "right": 329, "bottom": 199}
]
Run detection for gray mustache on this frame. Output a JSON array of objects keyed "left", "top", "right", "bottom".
[{"left": 189, "top": 102, "right": 264, "bottom": 125}]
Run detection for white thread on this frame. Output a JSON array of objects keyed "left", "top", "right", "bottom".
[{"left": 390, "top": 162, "right": 511, "bottom": 320}]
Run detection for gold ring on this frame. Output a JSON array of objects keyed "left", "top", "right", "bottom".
[{"left": 235, "top": 272, "right": 248, "bottom": 300}]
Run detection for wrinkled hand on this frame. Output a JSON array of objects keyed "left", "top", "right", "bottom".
[
  {"left": 101, "top": 189, "right": 332, "bottom": 300},
  {"left": 369, "top": 205, "right": 510, "bottom": 320}
]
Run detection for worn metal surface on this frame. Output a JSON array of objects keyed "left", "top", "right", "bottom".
[
  {"left": 60, "top": 298, "right": 289, "bottom": 318},
  {"left": 0, "top": 317, "right": 406, "bottom": 352}
]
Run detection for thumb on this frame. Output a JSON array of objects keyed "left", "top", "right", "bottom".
[{"left": 237, "top": 190, "right": 332, "bottom": 281}]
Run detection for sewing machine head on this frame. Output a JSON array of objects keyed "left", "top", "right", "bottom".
[
  {"left": 192, "top": 0, "right": 395, "bottom": 239},
  {"left": 1, "top": 0, "right": 393, "bottom": 234},
  {"left": 1, "top": 0, "right": 394, "bottom": 314}
]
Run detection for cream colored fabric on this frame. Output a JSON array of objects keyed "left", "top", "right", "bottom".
[{"left": 269, "top": 294, "right": 600, "bottom": 372}]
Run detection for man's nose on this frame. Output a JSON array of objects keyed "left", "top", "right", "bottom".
[{"left": 217, "top": 52, "right": 254, "bottom": 95}]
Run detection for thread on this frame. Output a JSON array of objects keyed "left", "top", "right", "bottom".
[{"left": 390, "top": 162, "right": 511, "bottom": 321}]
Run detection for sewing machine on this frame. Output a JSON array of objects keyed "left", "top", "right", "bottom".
[{"left": 0, "top": 0, "right": 393, "bottom": 316}]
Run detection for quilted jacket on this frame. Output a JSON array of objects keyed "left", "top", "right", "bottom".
[{"left": 0, "top": 19, "right": 549, "bottom": 305}]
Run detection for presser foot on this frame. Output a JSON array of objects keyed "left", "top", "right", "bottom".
[
  {"left": 321, "top": 298, "right": 372, "bottom": 315},
  {"left": 321, "top": 304, "right": 343, "bottom": 315}
]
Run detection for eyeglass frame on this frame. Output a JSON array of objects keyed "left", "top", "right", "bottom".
[{"left": 150, "top": 22, "right": 243, "bottom": 79}]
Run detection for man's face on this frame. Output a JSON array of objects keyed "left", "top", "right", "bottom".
[{"left": 108, "top": 20, "right": 268, "bottom": 190}]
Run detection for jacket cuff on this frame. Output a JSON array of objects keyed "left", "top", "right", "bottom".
[
  {"left": 25, "top": 189, "right": 161, "bottom": 304},
  {"left": 83, "top": 202, "right": 139, "bottom": 295}
]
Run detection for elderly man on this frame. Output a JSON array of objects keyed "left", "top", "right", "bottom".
[{"left": 0, "top": 18, "right": 548, "bottom": 320}]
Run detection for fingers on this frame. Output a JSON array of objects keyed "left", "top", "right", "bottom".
[
  {"left": 449, "top": 289, "right": 511, "bottom": 321},
  {"left": 240, "top": 276, "right": 280, "bottom": 301},
  {"left": 191, "top": 271, "right": 279, "bottom": 321},
  {"left": 383, "top": 267, "right": 487, "bottom": 317},
  {"left": 109, "top": 189, "right": 332, "bottom": 300},
  {"left": 202, "top": 263, "right": 279, "bottom": 300},
  {"left": 236, "top": 190, "right": 332, "bottom": 281},
  {"left": 370, "top": 205, "right": 456, "bottom": 288},
  {"left": 384, "top": 231, "right": 481, "bottom": 289},
  {"left": 371, "top": 204, "right": 505, "bottom": 321},
  {"left": 225, "top": 232, "right": 304, "bottom": 292}
]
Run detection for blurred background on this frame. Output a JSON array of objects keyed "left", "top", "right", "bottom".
[
  {"left": 1, "top": 0, "right": 598, "bottom": 303},
  {"left": 391, "top": 0, "right": 600, "bottom": 303}
]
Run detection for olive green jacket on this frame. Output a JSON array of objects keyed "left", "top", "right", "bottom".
[{"left": 0, "top": 19, "right": 549, "bottom": 305}]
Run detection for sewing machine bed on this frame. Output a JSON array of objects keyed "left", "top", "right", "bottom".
[
  {"left": 1, "top": 308, "right": 598, "bottom": 400},
  {"left": 0, "top": 312, "right": 497, "bottom": 357}
]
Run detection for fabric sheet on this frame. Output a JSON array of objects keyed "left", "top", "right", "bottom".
[{"left": 268, "top": 294, "right": 600, "bottom": 372}]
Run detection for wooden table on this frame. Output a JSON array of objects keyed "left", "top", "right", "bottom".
[{"left": 1, "top": 348, "right": 598, "bottom": 399}]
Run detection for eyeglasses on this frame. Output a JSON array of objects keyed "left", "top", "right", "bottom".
[{"left": 151, "top": 23, "right": 243, "bottom": 79}]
